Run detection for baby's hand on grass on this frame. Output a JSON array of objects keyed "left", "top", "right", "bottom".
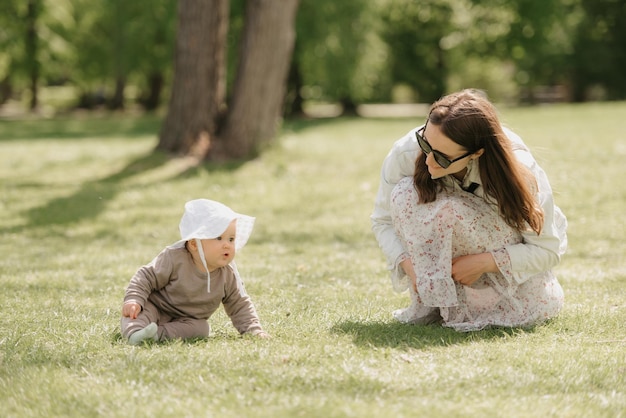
[
  {"left": 122, "top": 302, "right": 141, "bottom": 319},
  {"left": 254, "top": 331, "right": 271, "bottom": 339}
]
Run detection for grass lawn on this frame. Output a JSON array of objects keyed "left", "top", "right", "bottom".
[{"left": 0, "top": 103, "right": 625, "bottom": 417}]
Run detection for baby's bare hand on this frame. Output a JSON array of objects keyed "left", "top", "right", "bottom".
[{"left": 122, "top": 302, "right": 141, "bottom": 319}]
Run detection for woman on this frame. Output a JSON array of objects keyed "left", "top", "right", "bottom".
[{"left": 371, "top": 90, "right": 567, "bottom": 331}]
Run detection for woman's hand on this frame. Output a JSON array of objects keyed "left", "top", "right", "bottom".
[
  {"left": 400, "top": 257, "right": 418, "bottom": 292},
  {"left": 122, "top": 302, "right": 141, "bottom": 319},
  {"left": 451, "top": 253, "right": 498, "bottom": 286}
]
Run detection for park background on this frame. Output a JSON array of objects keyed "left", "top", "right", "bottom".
[
  {"left": 2, "top": 0, "right": 626, "bottom": 116},
  {"left": 1, "top": 1, "right": 625, "bottom": 417}
]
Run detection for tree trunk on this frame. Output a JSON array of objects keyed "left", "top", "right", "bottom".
[
  {"left": 25, "top": 0, "right": 41, "bottom": 111},
  {"left": 339, "top": 97, "right": 358, "bottom": 116},
  {"left": 0, "top": 75, "right": 12, "bottom": 105},
  {"left": 141, "top": 71, "right": 164, "bottom": 111},
  {"left": 215, "top": 0, "right": 299, "bottom": 159},
  {"left": 158, "top": 0, "right": 228, "bottom": 157},
  {"left": 109, "top": 76, "right": 126, "bottom": 110},
  {"left": 284, "top": 57, "right": 305, "bottom": 118}
]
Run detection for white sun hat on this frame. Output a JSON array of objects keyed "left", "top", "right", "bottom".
[{"left": 168, "top": 199, "right": 255, "bottom": 294}]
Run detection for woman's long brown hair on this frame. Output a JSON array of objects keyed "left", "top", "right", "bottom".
[{"left": 413, "top": 90, "right": 544, "bottom": 234}]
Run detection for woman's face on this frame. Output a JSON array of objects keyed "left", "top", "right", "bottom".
[{"left": 421, "top": 123, "right": 473, "bottom": 179}]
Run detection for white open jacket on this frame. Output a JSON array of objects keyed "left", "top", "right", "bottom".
[{"left": 370, "top": 126, "right": 568, "bottom": 289}]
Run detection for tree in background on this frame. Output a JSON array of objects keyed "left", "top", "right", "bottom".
[
  {"left": 158, "top": 0, "right": 299, "bottom": 160},
  {"left": 502, "top": 0, "right": 579, "bottom": 103},
  {"left": 0, "top": 0, "right": 20, "bottom": 105},
  {"left": 2, "top": 0, "right": 626, "bottom": 118},
  {"left": 288, "top": 0, "right": 382, "bottom": 116},
  {"left": 66, "top": 0, "right": 175, "bottom": 110},
  {"left": 157, "top": 0, "right": 228, "bottom": 158},
  {"left": 571, "top": 0, "right": 626, "bottom": 101},
  {"left": 127, "top": 0, "right": 177, "bottom": 111},
  {"left": 442, "top": 0, "right": 519, "bottom": 102},
  {"left": 60, "top": 0, "right": 112, "bottom": 108},
  {"left": 217, "top": 0, "right": 299, "bottom": 158},
  {"left": 0, "top": 0, "right": 44, "bottom": 109},
  {"left": 379, "top": 0, "right": 454, "bottom": 103},
  {"left": 24, "top": 0, "right": 42, "bottom": 110}
]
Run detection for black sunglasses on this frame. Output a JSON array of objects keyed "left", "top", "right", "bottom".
[{"left": 415, "top": 124, "right": 473, "bottom": 169}]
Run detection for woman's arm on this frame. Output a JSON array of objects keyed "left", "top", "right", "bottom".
[
  {"left": 502, "top": 155, "right": 567, "bottom": 282},
  {"left": 370, "top": 128, "right": 422, "bottom": 274},
  {"left": 485, "top": 129, "right": 567, "bottom": 284}
]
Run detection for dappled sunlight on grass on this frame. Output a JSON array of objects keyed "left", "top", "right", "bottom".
[{"left": 1, "top": 105, "right": 625, "bottom": 417}]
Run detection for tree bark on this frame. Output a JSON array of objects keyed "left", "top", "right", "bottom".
[
  {"left": 109, "top": 76, "right": 126, "bottom": 110},
  {"left": 25, "top": 0, "right": 41, "bottom": 111},
  {"left": 215, "top": 0, "right": 299, "bottom": 159},
  {"left": 158, "top": 0, "right": 228, "bottom": 157},
  {"left": 0, "top": 75, "right": 12, "bottom": 105},
  {"left": 141, "top": 71, "right": 164, "bottom": 111},
  {"left": 284, "top": 57, "right": 305, "bottom": 118}
]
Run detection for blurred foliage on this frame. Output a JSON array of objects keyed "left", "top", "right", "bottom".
[
  {"left": 293, "top": 0, "right": 383, "bottom": 111},
  {"left": 571, "top": 0, "right": 626, "bottom": 100},
  {"left": 379, "top": 0, "right": 454, "bottom": 103},
  {"left": 0, "top": 0, "right": 624, "bottom": 114}
]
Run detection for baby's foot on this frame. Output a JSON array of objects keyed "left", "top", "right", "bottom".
[{"left": 128, "top": 322, "right": 158, "bottom": 345}]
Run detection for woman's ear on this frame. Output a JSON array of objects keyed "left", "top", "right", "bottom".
[{"left": 473, "top": 148, "right": 485, "bottom": 159}]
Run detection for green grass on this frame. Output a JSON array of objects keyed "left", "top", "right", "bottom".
[{"left": 1, "top": 103, "right": 625, "bottom": 418}]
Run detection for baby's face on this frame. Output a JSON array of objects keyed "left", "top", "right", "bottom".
[{"left": 200, "top": 220, "right": 237, "bottom": 272}]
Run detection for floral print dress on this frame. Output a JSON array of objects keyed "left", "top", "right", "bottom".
[{"left": 390, "top": 177, "right": 564, "bottom": 332}]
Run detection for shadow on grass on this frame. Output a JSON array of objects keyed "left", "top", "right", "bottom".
[
  {"left": 172, "top": 158, "right": 246, "bottom": 180},
  {"left": 8, "top": 151, "right": 245, "bottom": 234},
  {"left": 332, "top": 320, "right": 531, "bottom": 349},
  {"left": 22, "top": 151, "right": 170, "bottom": 228}
]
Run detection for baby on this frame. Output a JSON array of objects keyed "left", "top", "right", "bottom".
[{"left": 121, "top": 199, "right": 269, "bottom": 345}]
